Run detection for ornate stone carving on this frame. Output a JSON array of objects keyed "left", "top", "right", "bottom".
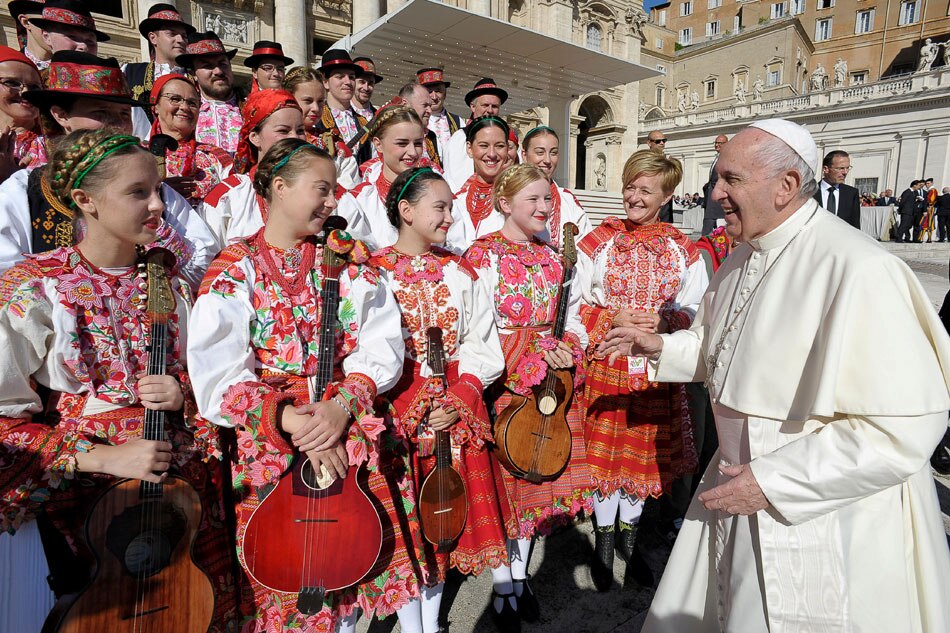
[{"left": 204, "top": 11, "right": 250, "bottom": 44}]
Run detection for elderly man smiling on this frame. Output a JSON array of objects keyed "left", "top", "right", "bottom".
[{"left": 600, "top": 118, "right": 950, "bottom": 633}]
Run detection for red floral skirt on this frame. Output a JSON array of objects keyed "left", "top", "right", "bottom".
[
  {"left": 388, "top": 363, "right": 511, "bottom": 579},
  {"left": 583, "top": 357, "right": 697, "bottom": 498}
]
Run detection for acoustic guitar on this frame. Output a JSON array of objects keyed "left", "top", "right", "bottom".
[
  {"left": 44, "top": 247, "right": 214, "bottom": 633},
  {"left": 493, "top": 223, "right": 579, "bottom": 483},
  {"left": 417, "top": 327, "right": 468, "bottom": 552},
  {"left": 239, "top": 218, "right": 384, "bottom": 615}
]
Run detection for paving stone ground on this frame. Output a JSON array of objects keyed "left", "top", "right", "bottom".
[{"left": 357, "top": 241, "right": 950, "bottom": 633}]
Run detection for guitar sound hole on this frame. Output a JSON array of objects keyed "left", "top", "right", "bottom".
[
  {"left": 124, "top": 531, "right": 173, "bottom": 577},
  {"left": 106, "top": 501, "right": 187, "bottom": 577},
  {"left": 538, "top": 394, "right": 556, "bottom": 416},
  {"left": 301, "top": 459, "right": 335, "bottom": 491}
]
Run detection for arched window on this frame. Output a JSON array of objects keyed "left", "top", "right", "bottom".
[{"left": 587, "top": 23, "right": 603, "bottom": 51}]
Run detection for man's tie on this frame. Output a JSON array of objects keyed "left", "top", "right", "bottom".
[{"left": 827, "top": 186, "right": 837, "bottom": 215}]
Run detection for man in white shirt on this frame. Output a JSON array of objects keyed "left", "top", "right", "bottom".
[
  {"left": 8, "top": 0, "right": 51, "bottom": 70},
  {"left": 352, "top": 57, "right": 382, "bottom": 121},
  {"left": 443, "top": 77, "right": 508, "bottom": 190},
  {"left": 176, "top": 31, "right": 241, "bottom": 155},
  {"left": 417, "top": 67, "right": 463, "bottom": 159}
]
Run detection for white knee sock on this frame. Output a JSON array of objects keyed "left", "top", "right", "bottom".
[
  {"left": 420, "top": 583, "right": 444, "bottom": 633},
  {"left": 593, "top": 490, "right": 621, "bottom": 528},
  {"left": 618, "top": 492, "right": 644, "bottom": 525},
  {"left": 490, "top": 564, "right": 516, "bottom": 611},
  {"left": 395, "top": 598, "right": 423, "bottom": 633},
  {"left": 507, "top": 537, "right": 533, "bottom": 593},
  {"left": 335, "top": 610, "right": 359, "bottom": 633}
]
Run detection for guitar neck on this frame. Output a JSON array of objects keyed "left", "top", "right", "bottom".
[
  {"left": 314, "top": 276, "right": 341, "bottom": 401},
  {"left": 142, "top": 319, "right": 169, "bottom": 500},
  {"left": 550, "top": 266, "right": 574, "bottom": 341}
]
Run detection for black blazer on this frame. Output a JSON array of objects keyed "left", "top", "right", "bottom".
[
  {"left": 813, "top": 182, "right": 860, "bottom": 229},
  {"left": 936, "top": 193, "right": 950, "bottom": 216},
  {"left": 897, "top": 188, "right": 918, "bottom": 215}
]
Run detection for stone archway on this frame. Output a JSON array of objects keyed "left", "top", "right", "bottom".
[{"left": 575, "top": 94, "right": 622, "bottom": 191}]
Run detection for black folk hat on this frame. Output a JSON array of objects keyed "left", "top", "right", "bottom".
[
  {"left": 138, "top": 3, "right": 196, "bottom": 38},
  {"left": 23, "top": 50, "right": 139, "bottom": 109},
  {"left": 29, "top": 0, "right": 109, "bottom": 42},
  {"left": 318, "top": 49, "right": 362, "bottom": 77},
  {"left": 464, "top": 77, "right": 508, "bottom": 106},
  {"left": 353, "top": 57, "right": 383, "bottom": 84},
  {"left": 175, "top": 31, "right": 237, "bottom": 68},
  {"left": 243, "top": 41, "right": 294, "bottom": 68}
]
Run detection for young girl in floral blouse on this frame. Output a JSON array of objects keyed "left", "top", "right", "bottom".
[
  {"left": 464, "top": 164, "right": 595, "bottom": 622},
  {"left": 370, "top": 166, "right": 513, "bottom": 633},
  {"left": 188, "top": 138, "right": 425, "bottom": 632},
  {"left": 0, "top": 128, "right": 237, "bottom": 631}
]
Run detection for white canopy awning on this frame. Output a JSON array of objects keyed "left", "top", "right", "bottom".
[{"left": 332, "top": 0, "right": 660, "bottom": 115}]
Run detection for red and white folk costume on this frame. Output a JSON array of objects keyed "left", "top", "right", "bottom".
[
  {"left": 576, "top": 218, "right": 708, "bottom": 500},
  {"left": 188, "top": 230, "right": 425, "bottom": 630},
  {"left": 370, "top": 245, "right": 511, "bottom": 577},
  {"left": 463, "top": 232, "right": 595, "bottom": 538},
  {"left": 0, "top": 246, "right": 238, "bottom": 631}
]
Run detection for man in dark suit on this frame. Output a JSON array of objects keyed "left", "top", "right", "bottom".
[
  {"left": 648, "top": 130, "right": 675, "bottom": 223},
  {"left": 936, "top": 187, "right": 950, "bottom": 242},
  {"left": 877, "top": 189, "right": 897, "bottom": 206},
  {"left": 896, "top": 180, "right": 922, "bottom": 242},
  {"left": 702, "top": 134, "right": 728, "bottom": 235},
  {"left": 813, "top": 150, "right": 861, "bottom": 229}
]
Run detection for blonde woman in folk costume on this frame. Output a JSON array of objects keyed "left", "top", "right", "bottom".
[
  {"left": 189, "top": 138, "right": 426, "bottom": 631},
  {"left": 464, "top": 163, "right": 596, "bottom": 623},
  {"left": 369, "top": 166, "right": 515, "bottom": 633},
  {"left": 577, "top": 150, "right": 708, "bottom": 591}
]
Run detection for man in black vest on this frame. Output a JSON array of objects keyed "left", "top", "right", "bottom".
[
  {"left": 813, "top": 150, "right": 861, "bottom": 229},
  {"left": 702, "top": 134, "right": 728, "bottom": 235},
  {"left": 124, "top": 3, "right": 195, "bottom": 140},
  {"left": 417, "top": 67, "right": 463, "bottom": 159},
  {"left": 936, "top": 187, "right": 950, "bottom": 242}
]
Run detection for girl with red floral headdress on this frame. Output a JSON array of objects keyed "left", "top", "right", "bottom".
[
  {"left": 149, "top": 73, "right": 232, "bottom": 207},
  {"left": 199, "top": 88, "right": 305, "bottom": 248}
]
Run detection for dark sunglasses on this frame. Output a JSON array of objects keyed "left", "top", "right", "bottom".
[{"left": 650, "top": 138, "right": 668, "bottom": 143}]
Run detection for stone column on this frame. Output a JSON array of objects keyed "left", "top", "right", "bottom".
[
  {"left": 386, "top": 0, "right": 406, "bottom": 16},
  {"left": 353, "top": 0, "right": 383, "bottom": 31},
  {"left": 274, "top": 0, "right": 308, "bottom": 65},
  {"left": 468, "top": 0, "right": 492, "bottom": 17},
  {"left": 547, "top": 97, "right": 573, "bottom": 186}
]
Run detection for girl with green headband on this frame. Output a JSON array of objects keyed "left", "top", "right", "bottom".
[
  {"left": 189, "top": 138, "right": 423, "bottom": 632},
  {"left": 369, "top": 165, "right": 513, "bottom": 633},
  {"left": 444, "top": 115, "right": 511, "bottom": 254},
  {"left": 522, "top": 126, "right": 593, "bottom": 244},
  {"left": 336, "top": 104, "right": 427, "bottom": 251},
  {"left": 0, "top": 127, "right": 239, "bottom": 630}
]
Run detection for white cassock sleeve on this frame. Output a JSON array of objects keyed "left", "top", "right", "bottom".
[
  {"left": 160, "top": 183, "right": 218, "bottom": 290},
  {"left": 0, "top": 170, "right": 32, "bottom": 274},
  {"left": 339, "top": 265, "right": 406, "bottom": 394},
  {"left": 749, "top": 411, "right": 949, "bottom": 525},
  {"left": 455, "top": 263, "right": 505, "bottom": 387},
  {"left": 187, "top": 258, "right": 259, "bottom": 427},
  {"left": 650, "top": 298, "right": 711, "bottom": 384}
]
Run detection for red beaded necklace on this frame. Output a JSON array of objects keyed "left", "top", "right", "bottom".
[{"left": 465, "top": 175, "right": 494, "bottom": 228}]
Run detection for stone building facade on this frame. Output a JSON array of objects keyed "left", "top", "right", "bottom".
[{"left": 1, "top": 0, "right": 652, "bottom": 192}]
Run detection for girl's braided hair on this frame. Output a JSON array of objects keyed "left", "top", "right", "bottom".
[
  {"left": 384, "top": 166, "right": 446, "bottom": 228},
  {"left": 47, "top": 128, "right": 148, "bottom": 211},
  {"left": 492, "top": 163, "right": 549, "bottom": 214},
  {"left": 282, "top": 66, "right": 325, "bottom": 92},
  {"left": 253, "top": 138, "right": 334, "bottom": 200},
  {"left": 367, "top": 104, "right": 423, "bottom": 141}
]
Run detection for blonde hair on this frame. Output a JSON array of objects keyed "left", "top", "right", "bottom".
[
  {"left": 283, "top": 67, "right": 325, "bottom": 93},
  {"left": 621, "top": 149, "right": 682, "bottom": 194},
  {"left": 493, "top": 163, "right": 549, "bottom": 213},
  {"left": 369, "top": 105, "right": 423, "bottom": 141}
]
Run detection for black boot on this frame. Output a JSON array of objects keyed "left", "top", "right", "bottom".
[
  {"left": 591, "top": 525, "right": 615, "bottom": 592},
  {"left": 490, "top": 591, "right": 521, "bottom": 633},
  {"left": 513, "top": 576, "right": 540, "bottom": 623},
  {"left": 616, "top": 520, "right": 637, "bottom": 562}
]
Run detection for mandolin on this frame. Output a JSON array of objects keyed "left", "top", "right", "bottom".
[
  {"left": 493, "top": 223, "right": 579, "bottom": 483},
  {"left": 239, "top": 217, "right": 383, "bottom": 615},
  {"left": 417, "top": 327, "right": 468, "bottom": 552},
  {"left": 44, "top": 247, "right": 214, "bottom": 633}
]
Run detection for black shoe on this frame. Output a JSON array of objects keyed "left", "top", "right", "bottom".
[
  {"left": 490, "top": 591, "right": 521, "bottom": 633},
  {"left": 513, "top": 576, "right": 540, "bottom": 623},
  {"left": 616, "top": 520, "right": 637, "bottom": 563},
  {"left": 591, "top": 525, "right": 615, "bottom": 592},
  {"left": 931, "top": 428, "right": 950, "bottom": 477}
]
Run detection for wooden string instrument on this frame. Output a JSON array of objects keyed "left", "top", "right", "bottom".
[
  {"left": 493, "top": 223, "right": 579, "bottom": 483},
  {"left": 417, "top": 327, "right": 468, "bottom": 552},
  {"left": 239, "top": 217, "right": 383, "bottom": 615},
  {"left": 44, "top": 247, "right": 214, "bottom": 633}
]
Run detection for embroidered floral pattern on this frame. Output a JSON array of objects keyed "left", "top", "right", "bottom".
[{"left": 196, "top": 97, "right": 242, "bottom": 155}]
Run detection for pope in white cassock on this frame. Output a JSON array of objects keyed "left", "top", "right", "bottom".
[{"left": 599, "top": 118, "right": 950, "bottom": 633}]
